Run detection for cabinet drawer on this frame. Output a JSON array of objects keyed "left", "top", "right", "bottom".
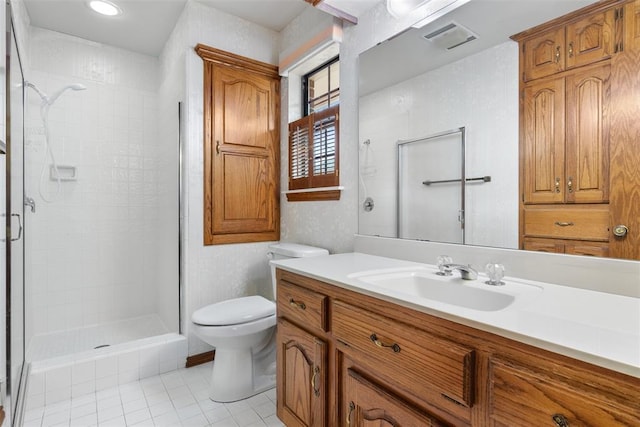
[
  {"left": 490, "top": 359, "right": 639, "bottom": 426},
  {"left": 524, "top": 205, "right": 609, "bottom": 240},
  {"left": 333, "top": 300, "right": 475, "bottom": 407},
  {"left": 277, "top": 279, "right": 328, "bottom": 332}
]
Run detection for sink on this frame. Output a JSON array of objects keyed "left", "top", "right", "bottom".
[{"left": 348, "top": 267, "right": 541, "bottom": 312}]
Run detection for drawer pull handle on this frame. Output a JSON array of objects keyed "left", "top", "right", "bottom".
[
  {"left": 554, "top": 221, "right": 574, "bottom": 227},
  {"left": 552, "top": 414, "right": 570, "bottom": 427},
  {"left": 347, "top": 401, "right": 355, "bottom": 425},
  {"left": 370, "top": 334, "right": 401, "bottom": 353},
  {"left": 311, "top": 366, "right": 320, "bottom": 397},
  {"left": 289, "top": 299, "right": 306, "bottom": 310}
]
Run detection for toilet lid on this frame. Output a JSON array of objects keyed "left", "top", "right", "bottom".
[{"left": 192, "top": 296, "right": 275, "bottom": 326}]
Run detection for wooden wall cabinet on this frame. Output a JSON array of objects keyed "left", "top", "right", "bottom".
[
  {"left": 275, "top": 269, "right": 640, "bottom": 427},
  {"left": 522, "top": 63, "right": 610, "bottom": 205},
  {"left": 513, "top": 0, "right": 640, "bottom": 259},
  {"left": 522, "top": 8, "right": 615, "bottom": 81},
  {"left": 196, "top": 44, "right": 280, "bottom": 245}
]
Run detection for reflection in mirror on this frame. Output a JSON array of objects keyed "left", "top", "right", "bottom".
[{"left": 358, "top": 0, "right": 598, "bottom": 250}]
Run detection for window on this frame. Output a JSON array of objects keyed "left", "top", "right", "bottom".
[
  {"left": 288, "top": 58, "right": 340, "bottom": 202},
  {"left": 304, "top": 57, "right": 340, "bottom": 115}
]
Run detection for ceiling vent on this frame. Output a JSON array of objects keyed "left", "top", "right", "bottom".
[{"left": 422, "top": 22, "right": 477, "bottom": 50}]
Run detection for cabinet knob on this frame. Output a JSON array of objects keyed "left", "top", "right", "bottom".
[
  {"left": 567, "top": 176, "right": 573, "bottom": 193},
  {"left": 555, "top": 46, "right": 561, "bottom": 63},
  {"left": 568, "top": 42, "right": 574, "bottom": 57},
  {"left": 555, "top": 177, "right": 561, "bottom": 193},
  {"left": 613, "top": 224, "right": 629, "bottom": 237},
  {"left": 552, "top": 413, "right": 570, "bottom": 427}
]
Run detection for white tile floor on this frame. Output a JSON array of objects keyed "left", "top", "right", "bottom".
[{"left": 23, "top": 362, "right": 284, "bottom": 427}]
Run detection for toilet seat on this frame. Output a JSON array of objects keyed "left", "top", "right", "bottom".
[{"left": 192, "top": 295, "right": 275, "bottom": 326}]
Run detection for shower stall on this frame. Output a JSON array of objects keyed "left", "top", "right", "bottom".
[{"left": 4, "top": 4, "right": 183, "bottom": 421}]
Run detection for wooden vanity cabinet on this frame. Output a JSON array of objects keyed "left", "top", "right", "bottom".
[{"left": 276, "top": 269, "right": 640, "bottom": 427}]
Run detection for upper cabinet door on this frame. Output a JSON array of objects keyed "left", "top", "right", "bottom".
[
  {"left": 624, "top": 0, "right": 640, "bottom": 50},
  {"left": 197, "top": 44, "right": 280, "bottom": 245},
  {"left": 523, "top": 77, "right": 566, "bottom": 204},
  {"left": 565, "top": 64, "right": 610, "bottom": 203},
  {"left": 523, "top": 28, "right": 565, "bottom": 81},
  {"left": 565, "top": 9, "right": 615, "bottom": 69}
]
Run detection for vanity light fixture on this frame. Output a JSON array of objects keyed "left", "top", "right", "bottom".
[{"left": 88, "top": 0, "right": 122, "bottom": 16}]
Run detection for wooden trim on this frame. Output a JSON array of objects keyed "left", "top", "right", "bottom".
[
  {"left": 195, "top": 44, "right": 279, "bottom": 78},
  {"left": 186, "top": 350, "right": 216, "bottom": 368},
  {"left": 305, "top": 0, "right": 358, "bottom": 24},
  {"left": 286, "top": 190, "right": 341, "bottom": 201},
  {"left": 511, "top": 0, "right": 627, "bottom": 41}
]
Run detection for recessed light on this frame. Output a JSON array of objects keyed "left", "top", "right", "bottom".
[{"left": 88, "top": 0, "right": 122, "bottom": 16}]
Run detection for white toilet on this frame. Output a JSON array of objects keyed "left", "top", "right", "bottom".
[{"left": 191, "top": 242, "right": 329, "bottom": 402}]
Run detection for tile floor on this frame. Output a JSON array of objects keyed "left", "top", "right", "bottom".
[{"left": 23, "top": 362, "right": 284, "bottom": 427}]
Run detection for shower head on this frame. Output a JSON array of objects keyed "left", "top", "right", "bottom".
[
  {"left": 47, "top": 83, "right": 87, "bottom": 105},
  {"left": 25, "top": 81, "right": 87, "bottom": 106}
]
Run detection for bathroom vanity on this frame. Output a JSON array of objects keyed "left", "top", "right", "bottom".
[{"left": 273, "top": 253, "right": 640, "bottom": 427}]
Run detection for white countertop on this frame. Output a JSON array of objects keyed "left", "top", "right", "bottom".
[{"left": 272, "top": 252, "right": 640, "bottom": 378}]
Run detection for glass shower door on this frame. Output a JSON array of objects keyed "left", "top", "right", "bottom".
[
  {"left": 5, "top": 12, "right": 27, "bottom": 425},
  {"left": 397, "top": 128, "right": 465, "bottom": 244}
]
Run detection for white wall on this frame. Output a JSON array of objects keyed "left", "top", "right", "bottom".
[
  {"left": 163, "top": 2, "right": 282, "bottom": 356},
  {"left": 359, "top": 41, "right": 519, "bottom": 248},
  {"left": 24, "top": 28, "right": 176, "bottom": 338}
]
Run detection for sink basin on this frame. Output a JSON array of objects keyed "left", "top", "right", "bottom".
[{"left": 348, "top": 267, "right": 541, "bottom": 312}]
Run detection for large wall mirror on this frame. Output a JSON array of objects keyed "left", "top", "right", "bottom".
[{"left": 358, "top": 0, "right": 639, "bottom": 260}]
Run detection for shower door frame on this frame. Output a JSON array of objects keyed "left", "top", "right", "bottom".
[{"left": 396, "top": 127, "right": 466, "bottom": 243}]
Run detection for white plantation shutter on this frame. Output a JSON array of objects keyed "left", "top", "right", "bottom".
[{"left": 288, "top": 105, "right": 339, "bottom": 190}]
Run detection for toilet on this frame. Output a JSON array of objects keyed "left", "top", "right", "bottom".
[{"left": 191, "top": 242, "right": 329, "bottom": 402}]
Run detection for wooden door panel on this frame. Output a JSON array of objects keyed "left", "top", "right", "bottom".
[
  {"left": 624, "top": 0, "right": 640, "bottom": 50},
  {"left": 565, "top": 64, "right": 610, "bottom": 203},
  {"left": 221, "top": 78, "right": 270, "bottom": 149},
  {"left": 523, "top": 28, "right": 565, "bottom": 81},
  {"left": 219, "top": 154, "right": 268, "bottom": 222},
  {"left": 345, "top": 369, "right": 445, "bottom": 427},
  {"left": 523, "top": 78, "right": 565, "bottom": 204},
  {"left": 609, "top": 41, "right": 640, "bottom": 260},
  {"left": 277, "top": 319, "right": 327, "bottom": 427},
  {"left": 566, "top": 10, "right": 614, "bottom": 69}
]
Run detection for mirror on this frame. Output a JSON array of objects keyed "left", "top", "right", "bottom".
[{"left": 358, "top": 0, "right": 612, "bottom": 251}]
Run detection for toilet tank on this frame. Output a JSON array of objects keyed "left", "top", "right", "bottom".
[{"left": 268, "top": 243, "right": 329, "bottom": 298}]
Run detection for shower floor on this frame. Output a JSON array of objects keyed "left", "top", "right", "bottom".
[{"left": 27, "top": 314, "right": 170, "bottom": 362}]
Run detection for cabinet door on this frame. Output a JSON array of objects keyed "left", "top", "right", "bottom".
[
  {"left": 490, "top": 358, "right": 639, "bottom": 427},
  {"left": 523, "top": 78, "right": 566, "bottom": 204},
  {"left": 345, "top": 369, "right": 445, "bottom": 427},
  {"left": 565, "top": 64, "right": 610, "bottom": 203},
  {"left": 565, "top": 241, "right": 609, "bottom": 257},
  {"left": 523, "top": 28, "right": 565, "bottom": 81},
  {"left": 566, "top": 10, "right": 615, "bottom": 69},
  {"left": 623, "top": 0, "right": 640, "bottom": 50},
  {"left": 523, "top": 237, "right": 565, "bottom": 253},
  {"left": 199, "top": 47, "right": 280, "bottom": 245},
  {"left": 276, "top": 318, "right": 326, "bottom": 427}
]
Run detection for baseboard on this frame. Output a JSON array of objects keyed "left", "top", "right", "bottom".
[{"left": 185, "top": 350, "right": 216, "bottom": 368}]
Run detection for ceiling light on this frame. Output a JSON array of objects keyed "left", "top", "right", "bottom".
[
  {"left": 387, "top": 0, "right": 431, "bottom": 18},
  {"left": 88, "top": 0, "right": 122, "bottom": 16}
]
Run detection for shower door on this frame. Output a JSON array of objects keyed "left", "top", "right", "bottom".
[
  {"left": 397, "top": 128, "right": 465, "bottom": 243},
  {"left": 4, "top": 11, "right": 27, "bottom": 425}
]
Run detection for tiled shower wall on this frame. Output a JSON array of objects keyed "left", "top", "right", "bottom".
[{"left": 24, "top": 27, "right": 175, "bottom": 339}]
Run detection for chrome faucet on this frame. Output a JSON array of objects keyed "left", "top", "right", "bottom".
[{"left": 442, "top": 263, "right": 478, "bottom": 280}]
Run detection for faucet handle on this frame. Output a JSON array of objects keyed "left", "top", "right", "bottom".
[
  {"left": 485, "top": 263, "right": 505, "bottom": 286},
  {"left": 436, "top": 255, "right": 453, "bottom": 276}
]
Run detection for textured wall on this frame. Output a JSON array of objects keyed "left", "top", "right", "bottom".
[{"left": 170, "top": 2, "right": 282, "bottom": 356}]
